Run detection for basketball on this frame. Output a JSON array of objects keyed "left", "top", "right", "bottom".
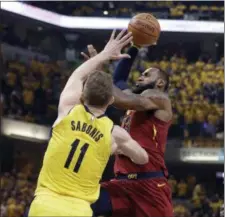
[{"left": 128, "top": 13, "right": 161, "bottom": 46}]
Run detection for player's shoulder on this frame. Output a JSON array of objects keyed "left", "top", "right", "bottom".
[
  {"left": 141, "top": 89, "right": 171, "bottom": 108},
  {"left": 141, "top": 90, "right": 172, "bottom": 121},
  {"left": 53, "top": 103, "right": 85, "bottom": 128},
  {"left": 103, "top": 116, "right": 114, "bottom": 128}
]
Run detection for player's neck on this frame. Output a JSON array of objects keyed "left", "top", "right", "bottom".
[
  {"left": 85, "top": 104, "right": 106, "bottom": 117},
  {"left": 153, "top": 87, "right": 165, "bottom": 92},
  {"left": 154, "top": 86, "right": 162, "bottom": 91}
]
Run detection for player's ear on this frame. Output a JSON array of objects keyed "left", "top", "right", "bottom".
[{"left": 157, "top": 79, "right": 165, "bottom": 89}]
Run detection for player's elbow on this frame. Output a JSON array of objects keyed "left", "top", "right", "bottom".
[
  {"left": 139, "top": 151, "right": 149, "bottom": 164},
  {"left": 133, "top": 150, "right": 149, "bottom": 165},
  {"left": 142, "top": 151, "right": 149, "bottom": 164}
]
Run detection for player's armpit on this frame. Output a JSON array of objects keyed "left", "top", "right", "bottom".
[
  {"left": 113, "top": 86, "right": 169, "bottom": 111},
  {"left": 112, "top": 126, "right": 149, "bottom": 165}
]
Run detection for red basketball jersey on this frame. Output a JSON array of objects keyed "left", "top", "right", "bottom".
[{"left": 114, "top": 110, "right": 171, "bottom": 176}]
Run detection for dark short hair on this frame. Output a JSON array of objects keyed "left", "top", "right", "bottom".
[
  {"left": 82, "top": 71, "right": 113, "bottom": 107},
  {"left": 157, "top": 68, "right": 169, "bottom": 91}
]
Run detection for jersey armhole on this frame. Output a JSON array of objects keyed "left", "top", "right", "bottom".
[
  {"left": 67, "top": 105, "right": 75, "bottom": 115},
  {"left": 111, "top": 124, "right": 114, "bottom": 133},
  {"left": 109, "top": 123, "right": 115, "bottom": 155}
]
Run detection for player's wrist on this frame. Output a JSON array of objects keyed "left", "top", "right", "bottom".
[{"left": 98, "top": 51, "right": 112, "bottom": 62}]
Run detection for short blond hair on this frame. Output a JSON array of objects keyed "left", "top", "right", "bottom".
[{"left": 82, "top": 71, "right": 113, "bottom": 107}]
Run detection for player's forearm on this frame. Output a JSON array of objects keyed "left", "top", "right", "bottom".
[
  {"left": 59, "top": 52, "right": 110, "bottom": 111},
  {"left": 71, "top": 52, "right": 109, "bottom": 82},
  {"left": 113, "top": 46, "right": 138, "bottom": 90},
  {"left": 61, "top": 52, "right": 109, "bottom": 98},
  {"left": 113, "top": 86, "right": 168, "bottom": 111},
  {"left": 113, "top": 86, "right": 151, "bottom": 111},
  {"left": 119, "top": 140, "right": 149, "bottom": 165}
]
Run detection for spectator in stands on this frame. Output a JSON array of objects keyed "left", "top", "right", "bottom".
[
  {"left": 203, "top": 113, "right": 217, "bottom": 137},
  {"left": 168, "top": 175, "right": 177, "bottom": 197},
  {"left": 220, "top": 205, "right": 224, "bottom": 217},
  {"left": 186, "top": 175, "right": 197, "bottom": 198},
  {"left": 33, "top": 82, "right": 47, "bottom": 124},
  {"left": 0, "top": 202, "right": 7, "bottom": 217},
  {"left": 210, "top": 194, "right": 223, "bottom": 217},
  {"left": 174, "top": 204, "right": 191, "bottom": 217},
  {"left": 177, "top": 179, "right": 188, "bottom": 199},
  {"left": 22, "top": 78, "right": 34, "bottom": 114}
]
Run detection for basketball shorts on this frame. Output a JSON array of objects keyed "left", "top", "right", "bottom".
[{"left": 92, "top": 176, "right": 173, "bottom": 217}]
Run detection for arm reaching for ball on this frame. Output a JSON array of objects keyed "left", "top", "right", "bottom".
[
  {"left": 80, "top": 44, "right": 172, "bottom": 121},
  {"left": 55, "top": 30, "right": 132, "bottom": 125},
  {"left": 111, "top": 125, "right": 149, "bottom": 165},
  {"left": 112, "top": 45, "right": 139, "bottom": 91}
]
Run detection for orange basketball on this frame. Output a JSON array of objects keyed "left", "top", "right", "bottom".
[{"left": 128, "top": 13, "right": 161, "bottom": 46}]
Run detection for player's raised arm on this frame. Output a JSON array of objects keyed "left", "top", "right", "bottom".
[
  {"left": 111, "top": 125, "right": 149, "bottom": 165},
  {"left": 112, "top": 45, "right": 139, "bottom": 91},
  {"left": 57, "top": 30, "right": 133, "bottom": 117}
]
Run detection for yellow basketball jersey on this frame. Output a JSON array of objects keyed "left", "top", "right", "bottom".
[{"left": 35, "top": 104, "right": 113, "bottom": 203}]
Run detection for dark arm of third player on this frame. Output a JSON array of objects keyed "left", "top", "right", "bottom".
[{"left": 113, "top": 46, "right": 139, "bottom": 90}]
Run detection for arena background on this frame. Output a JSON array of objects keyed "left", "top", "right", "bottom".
[{"left": 0, "top": 1, "right": 224, "bottom": 217}]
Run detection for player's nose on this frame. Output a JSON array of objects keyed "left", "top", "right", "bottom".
[{"left": 138, "top": 76, "right": 144, "bottom": 82}]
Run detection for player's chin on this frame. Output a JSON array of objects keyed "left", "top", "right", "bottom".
[
  {"left": 133, "top": 84, "right": 144, "bottom": 94},
  {"left": 135, "top": 82, "right": 143, "bottom": 87}
]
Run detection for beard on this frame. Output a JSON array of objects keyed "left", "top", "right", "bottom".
[{"left": 132, "top": 81, "right": 156, "bottom": 94}]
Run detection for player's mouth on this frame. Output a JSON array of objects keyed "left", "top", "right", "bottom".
[{"left": 136, "top": 81, "right": 143, "bottom": 87}]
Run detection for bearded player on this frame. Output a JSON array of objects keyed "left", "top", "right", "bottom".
[
  {"left": 88, "top": 43, "right": 173, "bottom": 217},
  {"left": 28, "top": 30, "right": 149, "bottom": 217}
]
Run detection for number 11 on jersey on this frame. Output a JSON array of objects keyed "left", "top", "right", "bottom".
[{"left": 64, "top": 139, "right": 89, "bottom": 173}]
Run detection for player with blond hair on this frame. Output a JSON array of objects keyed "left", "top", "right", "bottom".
[{"left": 28, "top": 30, "right": 148, "bottom": 217}]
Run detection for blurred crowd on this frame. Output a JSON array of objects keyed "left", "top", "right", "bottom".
[
  {"left": 2, "top": 55, "right": 67, "bottom": 125},
  {"left": 1, "top": 1, "right": 224, "bottom": 148},
  {"left": 168, "top": 175, "right": 223, "bottom": 217},
  {"left": 1, "top": 163, "right": 223, "bottom": 217},
  {"left": 1, "top": 159, "right": 35, "bottom": 217},
  {"left": 2, "top": 49, "right": 224, "bottom": 146},
  {"left": 28, "top": 1, "right": 224, "bottom": 21}
]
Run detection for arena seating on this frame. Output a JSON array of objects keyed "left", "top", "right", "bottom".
[
  {"left": 168, "top": 174, "right": 223, "bottom": 217},
  {"left": 28, "top": 1, "right": 224, "bottom": 21},
  {"left": 2, "top": 48, "right": 224, "bottom": 147}
]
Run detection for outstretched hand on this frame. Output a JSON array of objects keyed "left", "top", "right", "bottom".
[
  {"left": 102, "top": 29, "right": 133, "bottom": 60},
  {"left": 81, "top": 30, "right": 133, "bottom": 62},
  {"left": 81, "top": 45, "right": 98, "bottom": 61}
]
